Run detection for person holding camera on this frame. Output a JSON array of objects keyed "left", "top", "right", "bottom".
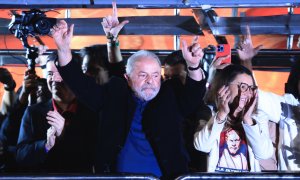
[
  {"left": 0, "top": 44, "right": 54, "bottom": 171},
  {"left": 0, "top": 69, "right": 39, "bottom": 172}
]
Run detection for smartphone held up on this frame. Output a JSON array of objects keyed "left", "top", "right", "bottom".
[{"left": 215, "top": 44, "right": 231, "bottom": 64}]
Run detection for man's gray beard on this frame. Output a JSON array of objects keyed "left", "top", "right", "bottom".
[{"left": 135, "top": 87, "right": 160, "bottom": 101}]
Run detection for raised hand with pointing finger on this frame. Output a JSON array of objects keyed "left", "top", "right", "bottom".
[
  {"left": 101, "top": 1, "right": 129, "bottom": 41},
  {"left": 181, "top": 36, "right": 205, "bottom": 81},
  {"left": 101, "top": 1, "right": 128, "bottom": 63}
]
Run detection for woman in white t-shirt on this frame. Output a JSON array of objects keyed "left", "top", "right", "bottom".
[{"left": 194, "top": 64, "right": 273, "bottom": 172}]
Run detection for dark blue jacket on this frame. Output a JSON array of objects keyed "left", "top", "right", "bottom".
[{"left": 16, "top": 99, "right": 97, "bottom": 173}]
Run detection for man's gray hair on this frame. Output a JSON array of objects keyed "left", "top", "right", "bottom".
[{"left": 126, "top": 50, "right": 161, "bottom": 75}]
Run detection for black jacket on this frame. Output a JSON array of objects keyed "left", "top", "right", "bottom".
[
  {"left": 59, "top": 60, "right": 206, "bottom": 178},
  {"left": 16, "top": 99, "right": 97, "bottom": 173}
]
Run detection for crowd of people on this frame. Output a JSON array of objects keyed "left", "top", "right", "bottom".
[{"left": 0, "top": 2, "right": 299, "bottom": 179}]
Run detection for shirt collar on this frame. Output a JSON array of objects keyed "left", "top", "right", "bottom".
[{"left": 52, "top": 99, "right": 78, "bottom": 114}]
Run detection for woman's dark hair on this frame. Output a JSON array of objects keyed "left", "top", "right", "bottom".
[
  {"left": 285, "top": 59, "right": 300, "bottom": 99},
  {"left": 205, "top": 64, "right": 256, "bottom": 128},
  {"left": 205, "top": 64, "right": 255, "bottom": 106},
  {"left": 46, "top": 51, "right": 81, "bottom": 65},
  {"left": 164, "top": 50, "right": 187, "bottom": 70},
  {"left": 80, "top": 44, "right": 109, "bottom": 69}
]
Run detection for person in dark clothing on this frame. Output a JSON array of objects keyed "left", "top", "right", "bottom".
[
  {"left": 164, "top": 50, "right": 188, "bottom": 83},
  {"left": 164, "top": 50, "right": 211, "bottom": 172},
  {"left": 285, "top": 59, "right": 300, "bottom": 100},
  {"left": 79, "top": 13, "right": 127, "bottom": 172},
  {"left": 0, "top": 76, "right": 51, "bottom": 172},
  {"left": 80, "top": 44, "right": 125, "bottom": 84},
  {"left": 16, "top": 52, "right": 97, "bottom": 173},
  {"left": 51, "top": 6, "right": 207, "bottom": 177},
  {"left": 80, "top": 44, "right": 110, "bottom": 84},
  {"left": 0, "top": 68, "right": 16, "bottom": 171}
]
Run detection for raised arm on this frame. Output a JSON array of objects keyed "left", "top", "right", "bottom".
[
  {"left": 101, "top": 1, "right": 129, "bottom": 63},
  {"left": 0, "top": 70, "right": 38, "bottom": 147},
  {"left": 52, "top": 20, "right": 121, "bottom": 112},
  {"left": 51, "top": 20, "right": 74, "bottom": 67},
  {"left": 181, "top": 36, "right": 205, "bottom": 81},
  {"left": 170, "top": 37, "right": 207, "bottom": 117},
  {"left": 0, "top": 68, "right": 16, "bottom": 115},
  {"left": 207, "top": 56, "right": 230, "bottom": 85},
  {"left": 237, "top": 26, "right": 263, "bottom": 71}
]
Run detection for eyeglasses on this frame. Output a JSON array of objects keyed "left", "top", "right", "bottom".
[{"left": 230, "top": 82, "right": 258, "bottom": 92}]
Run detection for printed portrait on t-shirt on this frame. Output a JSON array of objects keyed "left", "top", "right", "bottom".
[{"left": 216, "top": 128, "right": 249, "bottom": 172}]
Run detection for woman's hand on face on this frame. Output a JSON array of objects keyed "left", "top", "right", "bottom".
[
  {"left": 216, "top": 85, "right": 231, "bottom": 120},
  {"left": 232, "top": 91, "right": 248, "bottom": 116},
  {"left": 242, "top": 89, "right": 258, "bottom": 125}
]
